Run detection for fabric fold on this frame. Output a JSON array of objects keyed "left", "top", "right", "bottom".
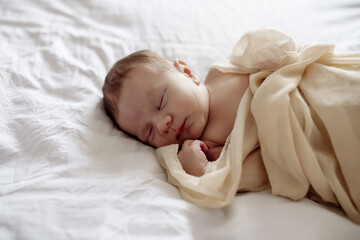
[{"left": 156, "top": 28, "right": 360, "bottom": 223}]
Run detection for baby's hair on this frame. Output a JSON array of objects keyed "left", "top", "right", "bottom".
[{"left": 102, "top": 50, "right": 173, "bottom": 128}]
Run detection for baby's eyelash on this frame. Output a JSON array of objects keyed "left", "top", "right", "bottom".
[
  {"left": 147, "top": 126, "right": 153, "bottom": 142},
  {"left": 158, "top": 93, "right": 164, "bottom": 110}
]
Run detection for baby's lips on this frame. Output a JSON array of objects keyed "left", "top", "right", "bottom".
[{"left": 175, "top": 120, "right": 186, "bottom": 140}]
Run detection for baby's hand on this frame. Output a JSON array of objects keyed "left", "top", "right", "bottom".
[{"left": 177, "top": 140, "right": 209, "bottom": 177}]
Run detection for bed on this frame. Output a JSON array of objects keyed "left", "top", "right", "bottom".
[{"left": 1, "top": 0, "right": 360, "bottom": 239}]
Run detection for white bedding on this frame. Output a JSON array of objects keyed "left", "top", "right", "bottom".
[{"left": 1, "top": 0, "right": 360, "bottom": 239}]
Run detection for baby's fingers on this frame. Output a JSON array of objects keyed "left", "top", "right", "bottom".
[
  {"left": 182, "top": 139, "right": 194, "bottom": 149},
  {"left": 199, "top": 141, "right": 208, "bottom": 153},
  {"left": 191, "top": 140, "right": 208, "bottom": 153}
]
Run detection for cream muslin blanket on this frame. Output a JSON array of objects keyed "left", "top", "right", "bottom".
[{"left": 156, "top": 29, "right": 360, "bottom": 223}]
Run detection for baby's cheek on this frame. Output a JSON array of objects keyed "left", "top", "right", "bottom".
[
  {"left": 179, "top": 100, "right": 197, "bottom": 114},
  {"left": 173, "top": 91, "right": 193, "bottom": 105},
  {"left": 175, "top": 97, "right": 191, "bottom": 107}
]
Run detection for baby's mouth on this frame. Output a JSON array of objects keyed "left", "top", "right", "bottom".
[{"left": 176, "top": 120, "right": 186, "bottom": 140}]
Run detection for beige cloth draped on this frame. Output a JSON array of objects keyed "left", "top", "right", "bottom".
[{"left": 156, "top": 29, "right": 360, "bottom": 224}]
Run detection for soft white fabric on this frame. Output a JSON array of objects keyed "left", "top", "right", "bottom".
[{"left": 1, "top": 0, "right": 360, "bottom": 239}]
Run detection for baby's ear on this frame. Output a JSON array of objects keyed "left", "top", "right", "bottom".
[{"left": 173, "top": 59, "right": 200, "bottom": 85}]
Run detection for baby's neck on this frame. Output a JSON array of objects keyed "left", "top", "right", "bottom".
[{"left": 200, "top": 69, "right": 249, "bottom": 158}]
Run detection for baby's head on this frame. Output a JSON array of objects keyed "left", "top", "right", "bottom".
[{"left": 103, "top": 50, "right": 209, "bottom": 148}]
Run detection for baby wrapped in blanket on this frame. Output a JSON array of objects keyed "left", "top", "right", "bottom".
[{"left": 156, "top": 29, "right": 360, "bottom": 224}]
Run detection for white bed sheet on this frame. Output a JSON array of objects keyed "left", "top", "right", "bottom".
[{"left": 1, "top": 0, "right": 360, "bottom": 239}]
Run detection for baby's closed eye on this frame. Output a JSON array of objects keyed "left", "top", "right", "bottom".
[{"left": 157, "top": 89, "right": 167, "bottom": 110}]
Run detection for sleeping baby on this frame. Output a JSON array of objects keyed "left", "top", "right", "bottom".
[{"left": 103, "top": 28, "right": 360, "bottom": 224}]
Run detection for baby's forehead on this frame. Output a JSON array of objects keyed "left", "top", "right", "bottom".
[
  {"left": 124, "top": 68, "right": 156, "bottom": 90},
  {"left": 125, "top": 66, "right": 172, "bottom": 89}
]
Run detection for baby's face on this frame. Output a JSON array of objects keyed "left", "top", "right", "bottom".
[{"left": 116, "top": 66, "right": 209, "bottom": 147}]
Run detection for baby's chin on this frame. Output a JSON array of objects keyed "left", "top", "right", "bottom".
[
  {"left": 179, "top": 128, "right": 205, "bottom": 146},
  {"left": 191, "top": 122, "right": 207, "bottom": 141}
]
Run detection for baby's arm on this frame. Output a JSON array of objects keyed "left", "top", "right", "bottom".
[{"left": 177, "top": 140, "right": 209, "bottom": 177}]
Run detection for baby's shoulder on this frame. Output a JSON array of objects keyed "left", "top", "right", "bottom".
[
  {"left": 204, "top": 68, "right": 248, "bottom": 87},
  {"left": 205, "top": 68, "right": 232, "bottom": 85}
]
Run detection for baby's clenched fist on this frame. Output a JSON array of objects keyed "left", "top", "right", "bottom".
[{"left": 177, "top": 140, "right": 209, "bottom": 177}]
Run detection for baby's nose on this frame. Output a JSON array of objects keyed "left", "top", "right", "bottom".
[{"left": 157, "top": 115, "right": 172, "bottom": 135}]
